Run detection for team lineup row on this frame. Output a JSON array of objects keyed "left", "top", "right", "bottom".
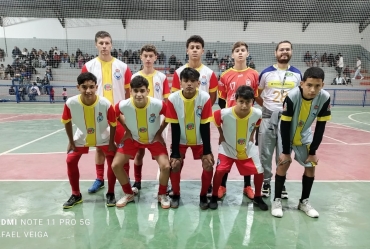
[{"left": 61, "top": 32, "right": 331, "bottom": 219}]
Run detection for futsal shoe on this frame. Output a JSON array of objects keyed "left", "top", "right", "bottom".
[
  {"left": 199, "top": 195, "right": 209, "bottom": 210},
  {"left": 63, "top": 194, "right": 83, "bottom": 209},
  {"left": 271, "top": 198, "right": 283, "bottom": 218},
  {"left": 281, "top": 186, "right": 289, "bottom": 199},
  {"left": 298, "top": 199, "right": 319, "bottom": 218},
  {"left": 206, "top": 185, "right": 213, "bottom": 198},
  {"left": 262, "top": 183, "right": 271, "bottom": 198},
  {"left": 243, "top": 186, "right": 254, "bottom": 200},
  {"left": 209, "top": 195, "right": 219, "bottom": 210},
  {"left": 116, "top": 193, "right": 134, "bottom": 208},
  {"left": 170, "top": 195, "right": 180, "bottom": 208},
  {"left": 132, "top": 181, "right": 141, "bottom": 195},
  {"left": 106, "top": 193, "right": 116, "bottom": 207},
  {"left": 218, "top": 186, "right": 227, "bottom": 199},
  {"left": 158, "top": 194, "right": 171, "bottom": 209},
  {"left": 253, "top": 196, "right": 268, "bottom": 211},
  {"left": 88, "top": 179, "right": 104, "bottom": 193}
]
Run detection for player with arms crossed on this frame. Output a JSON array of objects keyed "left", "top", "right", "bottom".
[
  {"left": 217, "top": 41, "right": 259, "bottom": 200},
  {"left": 165, "top": 68, "right": 214, "bottom": 209},
  {"left": 210, "top": 85, "right": 267, "bottom": 210},
  {"left": 255, "top": 40, "right": 301, "bottom": 198},
  {"left": 111, "top": 75, "right": 171, "bottom": 209},
  {"left": 271, "top": 67, "right": 331, "bottom": 218},
  {"left": 130, "top": 44, "right": 170, "bottom": 194},
  {"left": 82, "top": 31, "right": 132, "bottom": 200},
  {"left": 61, "top": 72, "right": 117, "bottom": 208}
]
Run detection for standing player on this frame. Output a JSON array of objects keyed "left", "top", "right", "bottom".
[
  {"left": 217, "top": 41, "right": 259, "bottom": 200},
  {"left": 112, "top": 75, "right": 171, "bottom": 209},
  {"left": 255, "top": 40, "right": 301, "bottom": 198},
  {"left": 81, "top": 31, "right": 132, "bottom": 197},
  {"left": 165, "top": 68, "right": 214, "bottom": 209},
  {"left": 171, "top": 35, "right": 218, "bottom": 106},
  {"left": 61, "top": 72, "right": 117, "bottom": 208},
  {"left": 210, "top": 85, "right": 267, "bottom": 211},
  {"left": 271, "top": 67, "right": 331, "bottom": 218},
  {"left": 130, "top": 44, "right": 170, "bottom": 193}
]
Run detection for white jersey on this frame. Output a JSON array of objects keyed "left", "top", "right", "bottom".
[
  {"left": 115, "top": 97, "right": 165, "bottom": 144},
  {"left": 131, "top": 70, "right": 170, "bottom": 100},
  {"left": 258, "top": 65, "right": 301, "bottom": 112}
]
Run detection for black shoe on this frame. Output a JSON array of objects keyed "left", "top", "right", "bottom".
[
  {"left": 199, "top": 195, "right": 209, "bottom": 210},
  {"left": 106, "top": 193, "right": 116, "bottom": 207},
  {"left": 262, "top": 183, "right": 271, "bottom": 198},
  {"left": 281, "top": 186, "right": 289, "bottom": 199},
  {"left": 206, "top": 185, "right": 213, "bottom": 198},
  {"left": 132, "top": 181, "right": 141, "bottom": 190},
  {"left": 253, "top": 196, "right": 268, "bottom": 211},
  {"left": 167, "top": 186, "right": 173, "bottom": 197},
  {"left": 63, "top": 194, "right": 83, "bottom": 209},
  {"left": 209, "top": 195, "right": 218, "bottom": 210},
  {"left": 171, "top": 195, "right": 180, "bottom": 208}
]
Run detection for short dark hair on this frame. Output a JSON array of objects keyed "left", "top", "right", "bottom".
[
  {"left": 95, "top": 31, "right": 112, "bottom": 43},
  {"left": 275, "top": 40, "right": 292, "bottom": 51},
  {"left": 186, "top": 35, "right": 204, "bottom": 48},
  {"left": 140, "top": 44, "right": 158, "bottom": 55},
  {"left": 180, "top": 68, "right": 200, "bottom": 81},
  {"left": 303, "top": 67, "right": 325, "bottom": 81},
  {"left": 235, "top": 85, "right": 255, "bottom": 101},
  {"left": 232, "top": 41, "right": 248, "bottom": 52},
  {"left": 77, "top": 72, "right": 97, "bottom": 85},
  {"left": 130, "top": 75, "right": 149, "bottom": 89}
]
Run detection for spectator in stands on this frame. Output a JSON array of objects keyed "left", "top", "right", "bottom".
[
  {"left": 169, "top": 54, "right": 177, "bottom": 66},
  {"left": 343, "top": 65, "right": 351, "bottom": 79},
  {"left": 62, "top": 87, "right": 67, "bottom": 102},
  {"left": 128, "top": 49, "right": 133, "bottom": 63},
  {"left": 53, "top": 52, "right": 60, "bottom": 68},
  {"left": 54, "top": 47, "right": 60, "bottom": 55},
  {"left": 352, "top": 57, "right": 364, "bottom": 80},
  {"left": 123, "top": 50, "right": 129, "bottom": 63},
  {"left": 132, "top": 49, "right": 139, "bottom": 64},
  {"left": 76, "top": 48, "right": 82, "bottom": 58},
  {"left": 158, "top": 51, "right": 165, "bottom": 65},
  {"left": 49, "top": 47, "right": 54, "bottom": 58},
  {"left": 175, "top": 59, "right": 183, "bottom": 69},
  {"left": 28, "top": 82, "right": 40, "bottom": 101},
  {"left": 336, "top": 53, "right": 344, "bottom": 75},
  {"left": 321, "top": 52, "right": 328, "bottom": 67},
  {"left": 246, "top": 54, "right": 252, "bottom": 66},
  {"left": 111, "top": 48, "right": 118, "bottom": 58},
  {"left": 62, "top": 53, "right": 69, "bottom": 63},
  {"left": 12, "top": 58, "right": 21, "bottom": 69},
  {"left": 78, "top": 54, "right": 84, "bottom": 68},
  {"left": 12, "top": 46, "right": 21, "bottom": 58},
  {"left": 328, "top": 53, "right": 334, "bottom": 67},
  {"left": 5, "top": 65, "right": 14, "bottom": 79},
  {"left": 312, "top": 51, "right": 319, "bottom": 67},
  {"left": 219, "top": 60, "right": 226, "bottom": 72},
  {"left": 70, "top": 54, "right": 76, "bottom": 68},
  {"left": 206, "top": 50, "right": 212, "bottom": 65},
  {"left": 249, "top": 60, "right": 256, "bottom": 69},
  {"left": 117, "top": 49, "right": 123, "bottom": 61},
  {"left": 46, "top": 67, "right": 53, "bottom": 81},
  {"left": 212, "top": 50, "right": 219, "bottom": 65},
  {"left": 0, "top": 64, "right": 5, "bottom": 79},
  {"left": 9, "top": 86, "right": 15, "bottom": 95},
  {"left": 0, "top": 48, "right": 5, "bottom": 62},
  {"left": 21, "top": 48, "right": 28, "bottom": 58},
  {"left": 332, "top": 74, "right": 346, "bottom": 85},
  {"left": 303, "top": 51, "right": 312, "bottom": 66},
  {"left": 50, "top": 86, "right": 55, "bottom": 103}
]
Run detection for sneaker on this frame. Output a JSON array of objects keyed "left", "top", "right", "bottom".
[
  {"left": 167, "top": 187, "right": 173, "bottom": 197},
  {"left": 271, "top": 198, "right": 283, "bottom": 217},
  {"left": 63, "top": 194, "right": 83, "bottom": 209},
  {"left": 243, "top": 186, "right": 254, "bottom": 200},
  {"left": 170, "top": 195, "right": 180, "bottom": 209},
  {"left": 199, "top": 195, "right": 209, "bottom": 210},
  {"left": 253, "top": 196, "right": 268, "bottom": 211},
  {"left": 158, "top": 194, "right": 171, "bottom": 209},
  {"left": 262, "top": 183, "right": 271, "bottom": 198},
  {"left": 88, "top": 179, "right": 104, "bottom": 193},
  {"left": 361, "top": 76, "right": 364, "bottom": 80},
  {"left": 106, "top": 193, "right": 116, "bottom": 207},
  {"left": 281, "top": 186, "right": 289, "bottom": 199},
  {"left": 132, "top": 182, "right": 141, "bottom": 195},
  {"left": 209, "top": 195, "right": 218, "bottom": 210},
  {"left": 298, "top": 199, "right": 319, "bottom": 218},
  {"left": 116, "top": 193, "right": 134, "bottom": 208},
  {"left": 206, "top": 185, "right": 213, "bottom": 198},
  {"left": 217, "top": 186, "right": 227, "bottom": 199}
]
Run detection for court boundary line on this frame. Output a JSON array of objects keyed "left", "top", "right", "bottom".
[
  {"left": 0, "top": 114, "right": 23, "bottom": 121},
  {"left": 0, "top": 180, "right": 369, "bottom": 182},
  {"left": 328, "top": 121, "right": 370, "bottom": 133},
  {"left": 323, "top": 135, "right": 347, "bottom": 144},
  {"left": 348, "top": 112, "right": 370, "bottom": 126}
]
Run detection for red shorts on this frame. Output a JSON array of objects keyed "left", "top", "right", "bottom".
[
  {"left": 216, "top": 154, "right": 259, "bottom": 176},
  {"left": 114, "top": 122, "right": 125, "bottom": 145},
  {"left": 177, "top": 144, "right": 203, "bottom": 160},
  {"left": 117, "top": 139, "right": 168, "bottom": 159},
  {"left": 68, "top": 145, "right": 115, "bottom": 157}
]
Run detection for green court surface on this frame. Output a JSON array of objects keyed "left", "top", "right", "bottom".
[{"left": 1, "top": 103, "right": 370, "bottom": 249}]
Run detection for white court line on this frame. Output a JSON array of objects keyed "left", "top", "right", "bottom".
[
  {"left": 328, "top": 121, "right": 370, "bottom": 134},
  {"left": 0, "top": 128, "right": 65, "bottom": 156},
  {"left": 3, "top": 149, "right": 96, "bottom": 155},
  {"left": 1, "top": 179, "right": 370, "bottom": 182},
  {"left": 0, "top": 114, "right": 23, "bottom": 121},
  {"left": 323, "top": 135, "right": 347, "bottom": 144},
  {"left": 348, "top": 112, "right": 370, "bottom": 126}
]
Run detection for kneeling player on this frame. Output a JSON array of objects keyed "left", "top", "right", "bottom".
[{"left": 210, "top": 85, "right": 268, "bottom": 211}]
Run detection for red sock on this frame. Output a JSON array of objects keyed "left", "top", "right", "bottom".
[
  {"left": 134, "top": 164, "right": 143, "bottom": 182},
  {"left": 170, "top": 171, "right": 181, "bottom": 195},
  {"left": 121, "top": 183, "right": 133, "bottom": 195},
  {"left": 212, "top": 170, "right": 225, "bottom": 196},
  {"left": 67, "top": 153, "right": 82, "bottom": 196},
  {"left": 106, "top": 155, "right": 115, "bottom": 193},
  {"left": 158, "top": 184, "right": 168, "bottom": 195},
  {"left": 254, "top": 173, "right": 263, "bottom": 197},
  {"left": 200, "top": 170, "right": 213, "bottom": 196},
  {"left": 123, "top": 162, "right": 130, "bottom": 178},
  {"left": 96, "top": 163, "right": 104, "bottom": 181}
]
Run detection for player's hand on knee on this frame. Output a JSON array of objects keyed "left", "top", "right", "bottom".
[
  {"left": 305, "top": 155, "right": 318, "bottom": 166},
  {"left": 202, "top": 154, "right": 214, "bottom": 171},
  {"left": 170, "top": 158, "right": 182, "bottom": 172},
  {"left": 67, "top": 142, "right": 76, "bottom": 154},
  {"left": 278, "top": 153, "right": 292, "bottom": 166}
]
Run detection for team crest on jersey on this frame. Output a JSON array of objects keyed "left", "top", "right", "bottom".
[
  {"left": 286, "top": 72, "right": 293, "bottom": 77},
  {"left": 298, "top": 120, "right": 305, "bottom": 127},
  {"left": 87, "top": 128, "right": 95, "bottom": 134},
  {"left": 155, "top": 82, "right": 160, "bottom": 92},
  {"left": 139, "top": 127, "right": 147, "bottom": 133},
  {"left": 149, "top": 113, "right": 156, "bottom": 123},
  {"left": 104, "top": 84, "right": 112, "bottom": 91},
  {"left": 186, "top": 123, "right": 195, "bottom": 130},
  {"left": 230, "top": 82, "right": 236, "bottom": 90},
  {"left": 97, "top": 112, "right": 103, "bottom": 123},
  {"left": 200, "top": 75, "right": 207, "bottom": 86},
  {"left": 314, "top": 105, "right": 319, "bottom": 109},
  {"left": 246, "top": 79, "right": 251, "bottom": 86},
  {"left": 114, "top": 69, "right": 122, "bottom": 80},
  {"left": 196, "top": 106, "right": 203, "bottom": 118},
  {"left": 117, "top": 143, "right": 124, "bottom": 148},
  {"left": 237, "top": 138, "right": 246, "bottom": 145}
]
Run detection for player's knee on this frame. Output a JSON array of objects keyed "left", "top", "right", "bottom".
[
  {"left": 304, "top": 167, "right": 315, "bottom": 177},
  {"left": 276, "top": 163, "right": 290, "bottom": 174},
  {"left": 160, "top": 163, "right": 171, "bottom": 173}
]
